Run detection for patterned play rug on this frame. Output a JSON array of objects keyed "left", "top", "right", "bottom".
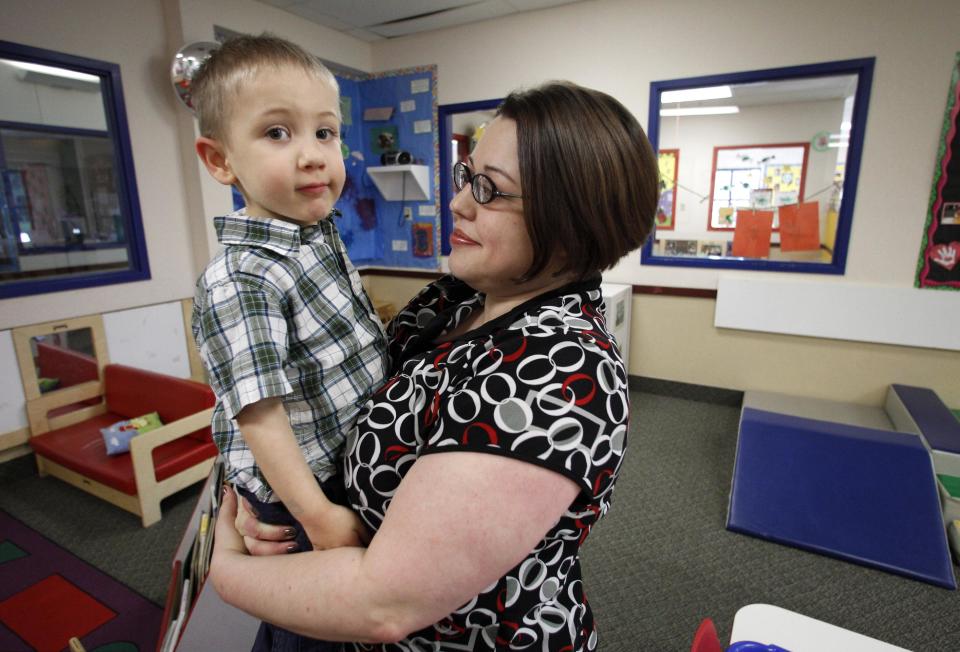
[{"left": 0, "top": 510, "right": 160, "bottom": 652}]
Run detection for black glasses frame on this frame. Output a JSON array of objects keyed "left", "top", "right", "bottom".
[{"left": 452, "top": 161, "right": 523, "bottom": 205}]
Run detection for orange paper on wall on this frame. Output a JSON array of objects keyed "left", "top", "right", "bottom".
[
  {"left": 779, "top": 201, "right": 821, "bottom": 252},
  {"left": 731, "top": 210, "right": 774, "bottom": 258}
]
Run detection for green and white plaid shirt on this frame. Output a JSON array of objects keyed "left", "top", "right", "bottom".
[{"left": 192, "top": 210, "right": 388, "bottom": 502}]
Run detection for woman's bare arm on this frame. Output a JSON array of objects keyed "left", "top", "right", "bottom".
[{"left": 211, "top": 451, "right": 580, "bottom": 642}]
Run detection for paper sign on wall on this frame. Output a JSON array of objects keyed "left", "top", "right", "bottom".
[
  {"left": 732, "top": 210, "right": 774, "bottom": 258},
  {"left": 363, "top": 106, "right": 394, "bottom": 121},
  {"left": 413, "top": 119, "right": 432, "bottom": 134},
  {"left": 779, "top": 201, "right": 821, "bottom": 252},
  {"left": 400, "top": 99, "right": 416, "bottom": 113},
  {"left": 411, "top": 78, "right": 430, "bottom": 94}
]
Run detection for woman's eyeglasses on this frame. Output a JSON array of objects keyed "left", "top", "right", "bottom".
[{"left": 453, "top": 161, "right": 523, "bottom": 205}]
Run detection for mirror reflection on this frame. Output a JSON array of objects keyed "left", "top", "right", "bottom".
[
  {"left": 30, "top": 327, "right": 97, "bottom": 394},
  {"left": 0, "top": 57, "right": 130, "bottom": 283},
  {"left": 643, "top": 59, "right": 874, "bottom": 273},
  {"left": 450, "top": 109, "right": 495, "bottom": 166},
  {"left": 0, "top": 41, "right": 148, "bottom": 297}
]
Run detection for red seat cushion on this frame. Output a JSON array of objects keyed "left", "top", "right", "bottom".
[
  {"left": 104, "top": 365, "right": 214, "bottom": 445},
  {"left": 29, "top": 412, "right": 218, "bottom": 495}
]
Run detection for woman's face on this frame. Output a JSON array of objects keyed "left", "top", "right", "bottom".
[{"left": 448, "top": 117, "right": 542, "bottom": 296}]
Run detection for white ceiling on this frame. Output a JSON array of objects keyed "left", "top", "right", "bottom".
[{"left": 255, "top": 0, "right": 583, "bottom": 41}]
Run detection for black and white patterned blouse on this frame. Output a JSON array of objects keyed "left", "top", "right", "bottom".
[{"left": 343, "top": 275, "right": 629, "bottom": 651}]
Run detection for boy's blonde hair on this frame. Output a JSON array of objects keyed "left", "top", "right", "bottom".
[{"left": 190, "top": 33, "right": 340, "bottom": 140}]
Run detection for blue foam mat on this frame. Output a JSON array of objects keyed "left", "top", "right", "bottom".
[
  {"left": 728, "top": 407, "right": 957, "bottom": 589},
  {"left": 892, "top": 384, "right": 960, "bottom": 454}
]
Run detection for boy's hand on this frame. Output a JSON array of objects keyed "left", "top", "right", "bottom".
[{"left": 301, "top": 504, "right": 371, "bottom": 550}]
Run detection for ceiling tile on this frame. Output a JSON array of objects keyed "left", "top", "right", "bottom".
[{"left": 369, "top": 0, "right": 515, "bottom": 38}]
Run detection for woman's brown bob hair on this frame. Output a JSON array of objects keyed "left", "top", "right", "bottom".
[{"left": 496, "top": 81, "right": 659, "bottom": 281}]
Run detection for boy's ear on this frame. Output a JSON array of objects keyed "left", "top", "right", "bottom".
[{"left": 195, "top": 137, "right": 237, "bottom": 186}]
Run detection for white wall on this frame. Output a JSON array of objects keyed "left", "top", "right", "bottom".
[{"left": 370, "top": 0, "right": 960, "bottom": 290}]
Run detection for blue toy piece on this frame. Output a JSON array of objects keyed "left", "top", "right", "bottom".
[
  {"left": 727, "top": 389, "right": 957, "bottom": 590},
  {"left": 727, "top": 642, "right": 791, "bottom": 652}
]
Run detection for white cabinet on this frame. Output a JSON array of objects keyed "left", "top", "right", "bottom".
[{"left": 600, "top": 282, "right": 632, "bottom": 371}]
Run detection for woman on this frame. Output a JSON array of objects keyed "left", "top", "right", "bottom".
[{"left": 211, "top": 80, "right": 659, "bottom": 650}]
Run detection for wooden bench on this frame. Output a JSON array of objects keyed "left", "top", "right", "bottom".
[{"left": 27, "top": 364, "right": 217, "bottom": 527}]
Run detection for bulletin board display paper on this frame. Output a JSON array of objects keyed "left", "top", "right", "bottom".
[
  {"left": 335, "top": 76, "right": 383, "bottom": 263},
  {"left": 779, "top": 201, "right": 820, "bottom": 252},
  {"left": 331, "top": 67, "right": 440, "bottom": 269},
  {"left": 916, "top": 52, "right": 960, "bottom": 289},
  {"left": 358, "top": 67, "right": 439, "bottom": 270},
  {"left": 732, "top": 210, "right": 774, "bottom": 259}
]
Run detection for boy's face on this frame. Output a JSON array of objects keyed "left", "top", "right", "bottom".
[{"left": 217, "top": 67, "right": 345, "bottom": 226}]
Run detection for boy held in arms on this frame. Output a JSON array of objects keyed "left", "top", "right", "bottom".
[{"left": 190, "top": 35, "right": 387, "bottom": 558}]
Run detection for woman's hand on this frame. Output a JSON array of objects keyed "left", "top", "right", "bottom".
[
  {"left": 301, "top": 504, "right": 371, "bottom": 550},
  {"left": 230, "top": 487, "right": 301, "bottom": 556}
]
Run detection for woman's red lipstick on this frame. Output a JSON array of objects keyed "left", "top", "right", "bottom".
[{"left": 450, "top": 229, "right": 478, "bottom": 246}]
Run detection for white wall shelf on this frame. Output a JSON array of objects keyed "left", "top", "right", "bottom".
[{"left": 366, "top": 165, "right": 431, "bottom": 201}]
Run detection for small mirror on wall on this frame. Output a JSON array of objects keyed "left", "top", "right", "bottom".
[
  {"left": 641, "top": 58, "right": 875, "bottom": 274},
  {"left": 30, "top": 327, "right": 97, "bottom": 394},
  {"left": 0, "top": 39, "right": 149, "bottom": 298},
  {"left": 12, "top": 314, "right": 108, "bottom": 404}
]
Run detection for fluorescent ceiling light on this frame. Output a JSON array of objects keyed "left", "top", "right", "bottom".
[
  {"left": 661, "top": 85, "right": 732, "bottom": 103},
  {"left": 660, "top": 106, "right": 740, "bottom": 117},
  {"left": 4, "top": 60, "right": 99, "bottom": 83}
]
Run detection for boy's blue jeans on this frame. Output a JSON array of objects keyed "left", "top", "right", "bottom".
[{"left": 236, "top": 474, "right": 349, "bottom": 652}]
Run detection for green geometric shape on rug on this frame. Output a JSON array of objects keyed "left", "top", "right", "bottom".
[
  {"left": 0, "top": 540, "right": 28, "bottom": 563},
  {"left": 90, "top": 643, "right": 140, "bottom": 652}
]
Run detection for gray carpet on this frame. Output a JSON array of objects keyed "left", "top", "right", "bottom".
[
  {"left": 579, "top": 391, "right": 960, "bottom": 650},
  {"left": 2, "top": 390, "right": 959, "bottom": 649}
]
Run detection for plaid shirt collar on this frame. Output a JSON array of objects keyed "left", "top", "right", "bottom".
[{"left": 214, "top": 208, "right": 338, "bottom": 257}]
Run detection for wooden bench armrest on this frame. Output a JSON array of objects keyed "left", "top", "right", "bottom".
[
  {"left": 26, "top": 380, "right": 105, "bottom": 436},
  {"left": 129, "top": 408, "right": 215, "bottom": 487},
  {"left": 129, "top": 408, "right": 215, "bottom": 456}
]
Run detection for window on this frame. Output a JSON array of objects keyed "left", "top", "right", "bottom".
[{"left": 0, "top": 40, "right": 148, "bottom": 298}]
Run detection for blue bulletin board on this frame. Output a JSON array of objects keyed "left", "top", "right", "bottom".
[{"left": 336, "top": 66, "right": 439, "bottom": 269}]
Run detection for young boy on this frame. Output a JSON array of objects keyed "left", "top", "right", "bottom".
[{"left": 190, "top": 34, "right": 387, "bottom": 563}]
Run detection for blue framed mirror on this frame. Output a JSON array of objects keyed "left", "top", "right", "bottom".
[
  {"left": 438, "top": 99, "right": 501, "bottom": 255},
  {"left": 0, "top": 40, "right": 149, "bottom": 298},
  {"left": 641, "top": 58, "right": 875, "bottom": 274}
]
